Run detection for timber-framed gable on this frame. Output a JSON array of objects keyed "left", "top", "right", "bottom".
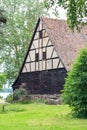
[{"left": 12, "top": 17, "right": 87, "bottom": 94}]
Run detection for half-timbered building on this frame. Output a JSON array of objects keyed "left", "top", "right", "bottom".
[{"left": 12, "top": 17, "right": 87, "bottom": 94}]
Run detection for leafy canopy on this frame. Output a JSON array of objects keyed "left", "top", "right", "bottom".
[
  {"left": 0, "top": 73, "right": 6, "bottom": 88},
  {"left": 44, "top": 0, "right": 87, "bottom": 30},
  {"left": 62, "top": 48, "right": 87, "bottom": 118}
]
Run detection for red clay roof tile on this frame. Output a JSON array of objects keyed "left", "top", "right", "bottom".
[{"left": 41, "top": 17, "right": 87, "bottom": 70}]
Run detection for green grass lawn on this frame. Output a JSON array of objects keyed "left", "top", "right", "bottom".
[{"left": 0, "top": 103, "right": 87, "bottom": 130}]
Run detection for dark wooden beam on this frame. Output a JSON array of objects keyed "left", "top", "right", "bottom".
[
  {"left": 57, "top": 59, "right": 61, "bottom": 68},
  {"left": 51, "top": 47, "right": 55, "bottom": 58},
  {"left": 26, "top": 57, "right": 59, "bottom": 64},
  {"left": 30, "top": 45, "right": 53, "bottom": 51}
]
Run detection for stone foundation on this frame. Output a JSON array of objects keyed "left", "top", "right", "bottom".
[{"left": 28, "top": 94, "right": 61, "bottom": 105}]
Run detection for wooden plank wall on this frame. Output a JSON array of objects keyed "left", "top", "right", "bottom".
[{"left": 18, "top": 68, "right": 67, "bottom": 94}]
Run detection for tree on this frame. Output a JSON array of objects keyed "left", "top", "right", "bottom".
[
  {"left": 0, "top": 9, "right": 7, "bottom": 24},
  {"left": 44, "top": 0, "right": 87, "bottom": 30},
  {"left": 0, "top": 73, "right": 6, "bottom": 88},
  {"left": 0, "top": 9, "right": 7, "bottom": 34},
  {"left": 62, "top": 48, "right": 87, "bottom": 118},
  {"left": 0, "top": 0, "right": 47, "bottom": 85}
]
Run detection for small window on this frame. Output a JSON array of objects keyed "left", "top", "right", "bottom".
[
  {"left": 39, "top": 30, "right": 42, "bottom": 39},
  {"left": 43, "top": 52, "right": 46, "bottom": 60},
  {"left": 35, "top": 53, "right": 39, "bottom": 62}
]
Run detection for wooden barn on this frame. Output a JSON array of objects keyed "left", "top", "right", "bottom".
[{"left": 12, "top": 17, "right": 87, "bottom": 94}]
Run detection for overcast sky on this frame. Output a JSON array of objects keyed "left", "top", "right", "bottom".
[
  {"left": 39, "top": 0, "right": 66, "bottom": 19},
  {"left": 58, "top": 7, "right": 66, "bottom": 19},
  {"left": 48, "top": 7, "right": 66, "bottom": 19}
]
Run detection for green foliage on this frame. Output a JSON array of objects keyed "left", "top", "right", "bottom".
[
  {"left": 13, "top": 87, "right": 28, "bottom": 101},
  {"left": 62, "top": 48, "right": 87, "bottom": 118},
  {"left": 0, "top": 96, "right": 3, "bottom": 99},
  {"left": 5, "top": 94, "right": 13, "bottom": 103},
  {"left": 44, "top": 0, "right": 87, "bottom": 30},
  {"left": 19, "top": 100, "right": 33, "bottom": 104},
  {"left": 0, "top": 9, "right": 7, "bottom": 34},
  {"left": 0, "top": 9, "right": 7, "bottom": 24},
  {"left": 0, "top": 73, "right": 6, "bottom": 88}
]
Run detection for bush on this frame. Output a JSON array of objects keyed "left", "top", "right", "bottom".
[
  {"left": 62, "top": 48, "right": 87, "bottom": 118},
  {"left": 0, "top": 96, "right": 3, "bottom": 99},
  {"left": 13, "top": 87, "right": 28, "bottom": 101},
  {"left": 5, "top": 94, "right": 13, "bottom": 103}
]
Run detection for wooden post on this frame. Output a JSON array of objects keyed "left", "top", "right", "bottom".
[{"left": 2, "top": 104, "right": 5, "bottom": 112}]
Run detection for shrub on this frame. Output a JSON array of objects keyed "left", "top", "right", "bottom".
[
  {"left": 0, "top": 96, "right": 3, "bottom": 99},
  {"left": 5, "top": 94, "right": 13, "bottom": 103},
  {"left": 62, "top": 48, "right": 87, "bottom": 118},
  {"left": 13, "top": 87, "right": 28, "bottom": 101}
]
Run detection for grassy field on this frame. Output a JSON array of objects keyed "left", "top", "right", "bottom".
[{"left": 0, "top": 103, "right": 87, "bottom": 130}]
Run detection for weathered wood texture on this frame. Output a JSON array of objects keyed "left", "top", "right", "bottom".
[{"left": 14, "top": 68, "right": 67, "bottom": 94}]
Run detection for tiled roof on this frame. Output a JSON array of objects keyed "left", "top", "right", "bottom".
[{"left": 41, "top": 17, "right": 87, "bottom": 70}]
